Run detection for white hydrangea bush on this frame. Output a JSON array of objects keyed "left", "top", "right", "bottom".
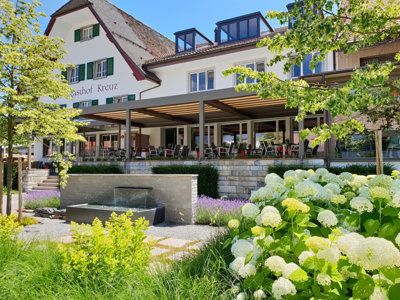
[{"left": 226, "top": 168, "right": 400, "bottom": 299}]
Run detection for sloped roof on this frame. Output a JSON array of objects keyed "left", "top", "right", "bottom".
[
  {"left": 47, "top": 0, "right": 175, "bottom": 83},
  {"left": 145, "top": 26, "right": 288, "bottom": 67}
]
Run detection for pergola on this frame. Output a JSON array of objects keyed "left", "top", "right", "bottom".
[{"left": 80, "top": 87, "right": 300, "bottom": 158}]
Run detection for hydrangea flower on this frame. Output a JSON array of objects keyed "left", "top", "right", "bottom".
[
  {"left": 391, "top": 191, "right": 400, "bottom": 208},
  {"left": 282, "top": 262, "right": 300, "bottom": 278},
  {"left": 305, "top": 236, "right": 330, "bottom": 252},
  {"left": 369, "top": 186, "right": 391, "bottom": 201},
  {"left": 331, "top": 194, "right": 347, "bottom": 205},
  {"left": 390, "top": 180, "right": 400, "bottom": 195},
  {"left": 309, "top": 174, "right": 320, "bottom": 182},
  {"left": 282, "top": 198, "right": 310, "bottom": 213},
  {"left": 350, "top": 197, "right": 373, "bottom": 213},
  {"left": 369, "top": 287, "right": 388, "bottom": 300},
  {"left": 295, "top": 169, "right": 310, "bottom": 181},
  {"left": 228, "top": 219, "right": 240, "bottom": 229},
  {"left": 298, "top": 251, "right": 314, "bottom": 266},
  {"left": 344, "top": 191, "right": 356, "bottom": 201},
  {"left": 271, "top": 277, "right": 297, "bottom": 300},
  {"left": 250, "top": 187, "right": 274, "bottom": 202},
  {"left": 353, "top": 175, "right": 368, "bottom": 185},
  {"left": 262, "top": 212, "right": 282, "bottom": 228},
  {"left": 322, "top": 173, "right": 344, "bottom": 186},
  {"left": 295, "top": 180, "right": 319, "bottom": 199},
  {"left": 325, "top": 183, "right": 341, "bottom": 195},
  {"left": 283, "top": 170, "right": 297, "bottom": 178},
  {"left": 229, "top": 257, "right": 245, "bottom": 273},
  {"left": 368, "top": 174, "right": 393, "bottom": 189},
  {"left": 253, "top": 290, "right": 266, "bottom": 299},
  {"left": 260, "top": 205, "right": 280, "bottom": 215},
  {"left": 339, "top": 172, "right": 354, "bottom": 182},
  {"left": 396, "top": 233, "right": 400, "bottom": 247},
  {"left": 316, "top": 246, "right": 340, "bottom": 264},
  {"left": 347, "top": 237, "right": 400, "bottom": 270},
  {"left": 236, "top": 292, "right": 247, "bottom": 300},
  {"left": 231, "top": 239, "right": 254, "bottom": 258},
  {"left": 316, "top": 184, "right": 333, "bottom": 202},
  {"left": 238, "top": 263, "right": 256, "bottom": 278},
  {"left": 241, "top": 203, "right": 260, "bottom": 219},
  {"left": 316, "top": 168, "right": 329, "bottom": 177},
  {"left": 284, "top": 176, "right": 298, "bottom": 187},
  {"left": 317, "top": 210, "right": 338, "bottom": 228},
  {"left": 265, "top": 173, "right": 284, "bottom": 185},
  {"left": 267, "top": 182, "right": 286, "bottom": 193},
  {"left": 317, "top": 273, "right": 331, "bottom": 286},
  {"left": 251, "top": 226, "right": 266, "bottom": 236},
  {"left": 231, "top": 284, "right": 240, "bottom": 294},
  {"left": 336, "top": 232, "right": 364, "bottom": 255},
  {"left": 265, "top": 255, "right": 286, "bottom": 273}
]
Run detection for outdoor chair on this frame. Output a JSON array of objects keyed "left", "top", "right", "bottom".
[
  {"left": 219, "top": 143, "right": 233, "bottom": 157},
  {"left": 263, "top": 141, "right": 275, "bottom": 156},
  {"left": 232, "top": 143, "right": 244, "bottom": 157},
  {"left": 204, "top": 144, "right": 214, "bottom": 158},
  {"left": 166, "top": 144, "right": 180, "bottom": 157},
  {"left": 132, "top": 147, "right": 142, "bottom": 159},
  {"left": 149, "top": 145, "right": 159, "bottom": 158},
  {"left": 306, "top": 144, "right": 319, "bottom": 157},
  {"left": 290, "top": 139, "right": 310, "bottom": 157},
  {"left": 118, "top": 149, "right": 126, "bottom": 159},
  {"left": 180, "top": 145, "right": 189, "bottom": 158}
]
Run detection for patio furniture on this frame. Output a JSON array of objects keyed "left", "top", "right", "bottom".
[
  {"left": 290, "top": 139, "right": 310, "bottom": 157},
  {"left": 132, "top": 147, "right": 142, "bottom": 159},
  {"left": 180, "top": 145, "right": 189, "bottom": 157},
  {"left": 118, "top": 149, "right": 126, "bottom": 159},
  {"left": 166, "top": 144, "right": 180, "bottom": 157},
  {"left": 149, "top": 145, "right": 159, "bottom": 158},
  {"left": 306, "top": 144, "right": 319, "bottom": 157},
  {"left": 232, "top": 143, "right": 244, "bottom": 157},
  {"left": 263, "top": 141, "right": 275, "bottom": 156}
]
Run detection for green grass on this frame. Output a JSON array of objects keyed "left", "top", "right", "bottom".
[
  {"left": 0, "top": 235, "right": 234, "bottom": 300},
  {"left": 2, "top": 187, "right": 17, "bottom": 194}
]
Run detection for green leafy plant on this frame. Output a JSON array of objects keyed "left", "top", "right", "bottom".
[
  {"left": 58, "top": 210, "right": 151, "bottom": 278},
  {"left": 152, "top": 164, "right": 219, "bottom": 197},
  {"left": 225, "top": 168, "right": 400, "bottom": 299},
  {"left": 68, "top": 164, "right": 123, "bottom": 174},
  {"left": 0, "top": 214, "right": 23, "bottom": 243}
]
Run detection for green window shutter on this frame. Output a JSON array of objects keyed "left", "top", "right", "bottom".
[
  {"left": 91, "top": 99, "right": 98, "bottom": 106},
  {"left": 60, "top": 104, "right": 67, "bottom": 109},
  {"left": 106, "top": 57, "right": 114, "bottom": 76},
  {"left": 128, "top": 94, "right": 136, "bottom": 101},
  {"left": 93, "top": 24, "right": 100, "bottom": 37},
  {"left": 61, "top": 70, "right": 68, "bottom": 80},
  {"left": 78, "top": 64, "right": 85, "bottom": 81},
  {"left": 87, "top": 62, "right": 93, "bottom": 80},
  {"left": 73, "top": 102, "right": 80, "bottom": 109},
  {"left": 74, "top": 29, "right": 81, "bottom": 42},
  {"left": 106, "top": 97, "right": 114, "bottom": 104}
]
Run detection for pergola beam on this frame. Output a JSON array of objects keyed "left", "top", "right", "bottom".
[
  {"left": 83, "top": 114, "right": 143, "bottom": 127},
  {"left": 134, "top": 108, "right": 194, "bottom": 124},
  {"left": 207, "top": 100, "right": 252, "bottom": 119}
]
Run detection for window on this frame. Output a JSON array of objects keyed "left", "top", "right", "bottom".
[
  {"left": 82, "top": 26, "right": 93, "bottom": 41},
  {"left": 235, "top": 61, "right": 265, "bottom": 85},
  {"left": 67, "top": 66, "right": 79, "bottom": 83},
  {"left": 174, "top": 29, "right": 212, "bottom": 53},
  {"left": 113, "top": 96, "right": 128, "bottom": 103},
  {"left": 80, "top": 101, "right": 91, "bottom": 108},
  {"left": 190, "top": 70, "right": 214, "bottom": 92},
  {"left": 94, "top": 59, "right": 107, "bottom": 78},
  {"left": 290, "top": 53, "right": 323, "bottom": 78},
  {"left": 216, "top": 12, "right": 271, "bottom": 45}
]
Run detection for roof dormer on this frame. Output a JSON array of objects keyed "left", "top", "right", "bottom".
[
  {"left": 215, "top": 12, "right": 273, "bottom": 45},
  {"left": 174, "top": 28, "right": 213, "bottom": 54}
]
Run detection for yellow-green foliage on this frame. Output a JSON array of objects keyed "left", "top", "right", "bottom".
[
  {"left": 58, "top": 210, "right": 151, "bottom": 277},
  {"left": 0, "top": 214, "right": 23, "bottom": 242}
]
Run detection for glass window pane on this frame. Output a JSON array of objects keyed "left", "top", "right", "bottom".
[
  {"left": 236, "top": 73, "right": 241, "bottom": 85},
  {"left": 303, "top": 54, "right": 313, "bottom": 75},
  {"left": 228, "top": 23, "right": 237, "bottom": 41},
  {"left": 255, "top": 121, "right": 276, "bottom": 148},
  {"left": 246, "top": 63, "right": 254, "bottom": 84},
  {"left": 177, "top": 35, "right": 185, "bottom": 52},
  {"left": 220, "top": 25, "right": 228, "bottom": 43},
  {"left": 199, "top": 72, "right": 206, "bottom": 91},
  {"left": 239, "top": 20, "right": 248, "bottom": 39},
  {"left": 256, "top": 62, "right": 265, "bottom": 72},
  {"left": 314, "top": 53, "right": 322, "bottom": 73},
  {"left": 292, "top": 64, "right": 301, "bottom": 77},
  {"left": 191, "top": 73, "right": 197, "bottom": 92},
  {"left": 207, "top": 71, "right": 214, "bottom": 89},
  {"left": 185, "top": 33, "right": 194, "bottom": 50},
  {"left": 249, "top": 17, "right": 258, "bottom": 37}
]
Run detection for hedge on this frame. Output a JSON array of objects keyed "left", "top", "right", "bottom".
[
  {"left": 268, "top": 164, "right": 394, "bottom": 178},
  {"left": 68, "top": 164, "right": 124, "bottom": 174},
  {"left": 152, "top": 164, "right": 219, "bottom": 198},
  {"left": 3, "top": 165, "right": 18, "bottom": 190}
]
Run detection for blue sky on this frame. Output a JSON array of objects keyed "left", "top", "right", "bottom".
[{"left": 38, "top": 0, "right": 293, "bottom": 39}]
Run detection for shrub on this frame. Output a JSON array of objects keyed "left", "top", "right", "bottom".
[
  {"left": 195, "top": 195, "right": 249, "bottom": 226},
  {"left": 24, "top": 190, "right": 60, "bottom": 209},
  {"left": 152, "top": 164, "right": 219, "bottom": 198},
  {"left": 20, "top": 216, "right": 38, "bottom": 226},
  {"left": 3, "top": 165, "right": 18, "bottom": 190},
  {"left": 68, "top": 164, "right": 123, "bottom": 174},
  {"left": 0, "top": 214, "right": 23, "bottom": 243},
  {"left": 225, "top": 168, "right": 400, "bottom": 299},
  {"left": 58, "top": 210, "right": 151, "bottom": 278},
  {"left": 268, "top": 164, "right": 394, "bottom": 177}
]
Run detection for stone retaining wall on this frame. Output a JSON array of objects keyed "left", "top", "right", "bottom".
[
  {"left": 73, "top": 159, "right": 324, "bottom": 199},
  {"left": 22, "top": 169, "right": 50, "bottom": 192}
]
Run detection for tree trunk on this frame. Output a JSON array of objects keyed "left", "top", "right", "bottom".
[
  {"left": 6, "top": 119, "right": 13, "bottom": 216},
  {"left": 375, "top": 130, "right": 384, "bottom": 175},
  {"left": 0, "top": 158, "right": 3, "bottom": 215},
  {"left": 18, "top": 158, "right": 22, "bottom": 223}
]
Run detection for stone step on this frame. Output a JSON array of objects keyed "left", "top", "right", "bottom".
[
  {"left": 43, "top": 179, "right": 59, "bottom": 183},
  {"left": 32, "top": 186, "right": 59, "bottom": 191},
  {"left": 48, "top": 176, "right": 59, "bottom": 179},
  {"left": 38, "top": 182, "right": 59, "bottom": 187}
]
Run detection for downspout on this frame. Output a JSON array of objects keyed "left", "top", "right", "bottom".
[{"left": 139, "top": 82, "right": 161, "bottom": 100}]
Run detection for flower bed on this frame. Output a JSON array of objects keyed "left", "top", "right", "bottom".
[
  {"left": 226, "top": 168, "right": 400, "bottom": 299},
  {"left": 195, "top": 195, "right": 249, "bottom": 226},
  {"left": 24, "top": 190, "right": 60, "bottom": 210}
]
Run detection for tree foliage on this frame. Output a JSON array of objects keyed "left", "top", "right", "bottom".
[
  {"left": 224, "top": 0, "right": 400, "bottom": 146},
  {"left": 0, "top": 0, "right": 85, "bottom": 214}
]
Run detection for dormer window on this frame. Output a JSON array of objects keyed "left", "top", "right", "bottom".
[
  {"left": 174, "top": 28, "right": 213, "bottom": 53},
  {"left": 74, "top": 24, "right": 100, "bottom": 42},
  {"left": 287, "top": 1, "right": 319, "bottom": 29},
  {"left": 216, "top": 12, "right": 272, "bottom": 45},
  {"left": 291, "top": 53, "right": 323, "bottom": 78}
]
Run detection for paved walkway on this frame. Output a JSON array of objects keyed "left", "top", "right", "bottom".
[
  {"left": 1, "top": 193, "right": 20, "bottom": 214},
  {"left": 19, "top": 213, "right": 224, "bottom": 262}
]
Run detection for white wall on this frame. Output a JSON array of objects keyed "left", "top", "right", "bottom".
[{"left": 41, "top": 7, "right": 155, "bottom": 108}]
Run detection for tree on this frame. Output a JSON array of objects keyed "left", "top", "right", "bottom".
[
  {"left": 224, "top": 0, "right": 400, "bottom": 157},
  {"left": 0, "top": 0, "right": 84, "bottom": 215}
]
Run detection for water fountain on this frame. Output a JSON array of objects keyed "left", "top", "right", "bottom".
[{"left": 66, "top": 187, "right": 165, "bottom": 225}]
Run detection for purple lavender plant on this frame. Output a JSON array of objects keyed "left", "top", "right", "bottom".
[
  {"left": 195, "top": 195, "right": 250, "bottom": 226},
  {"left": 24, "top": 190, "right": 60, "bottom": 210}
]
